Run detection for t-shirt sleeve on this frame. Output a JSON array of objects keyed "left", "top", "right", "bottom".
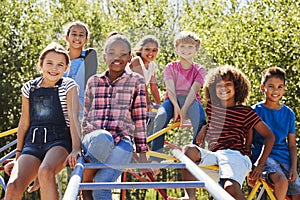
[
  {"left": 245, "top": 108, "right": 261, "bottom": 129},
  {"left": 288, "top": 110, "right": 296, "bottom": 134},
  {"left": 64, "top": 77, "right": 79, "bottom": 93},
  {"left": 21, "top": 80, "right": 34, "bottom": 98},
  {"left": 194, "top": 65, "right": 206, "bottom": 86},
  {"left": 164, "top": 62, "right": 174, "bottom": 82}
]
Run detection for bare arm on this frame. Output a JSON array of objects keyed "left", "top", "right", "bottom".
[
  {"left": 65, "top": 86, "right": 82, "bottom": 167},
  {"left": 149, "top": 75, "right": 161, "bottom": 105},
  {"left": 165, "top": 79, "right": 181, "bottom": 122},
  {"left": 130, "top": 57, "right": 144, "bottom": 75},
  {"left": 287, "top": 133, "right": 298, "bottom": 182},
  {"left": 250, "top": 121, "right": 275, "bottom": 179},
  {"left": 16, "top": 95, "right": 30, "bottom": 159},
  {"left": 181, "top": 82, "right": 201, "bottom": 120}
]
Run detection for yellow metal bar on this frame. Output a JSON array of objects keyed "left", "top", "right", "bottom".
[
  {"left": 146, "top": 122, "right": 180, "bottom": 143},
  {"left": 146, "top": 151, "right": 178, "bottom": 161},
  {"left": 261, "top": 178, "right": 276, "bottom": 200},
  {"left": 247, "top": 179, "right": 262, "bottom": 200},
  {"left": 200, "top": 165, "right": 219, "bottom": 171},
  {"left": 0, "top": 128, "right": 18, "bottom": 138}
]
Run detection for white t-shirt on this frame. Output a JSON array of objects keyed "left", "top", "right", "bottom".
[{"left": 126, "top": 56, "right": 156, "bottom": 85}]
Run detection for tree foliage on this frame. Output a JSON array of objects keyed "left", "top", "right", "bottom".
[{"left": 1, "top": 0, "right": 299, "bottom": 197}]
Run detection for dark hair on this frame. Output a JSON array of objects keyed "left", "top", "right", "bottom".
[
  {"left": 204, "top": 65, "right": 250, "bottom": 105},
  {"left": 133, "top": 35, "right": 159, "bottom": 57},
  {"left": 261, "top": 67, "right": 286, "bottom": 85},
  {"left": 106, "top": 30, "right": 121, "bottom": 40},
  {"left": 65, "top": 21, "right": 90, "bottom": 39},
  {"left": 104, "top": 34, "right": 131, "bottom": 55},
  {"left": 38, "top": 42, "right": 70, "bottom": 72}
]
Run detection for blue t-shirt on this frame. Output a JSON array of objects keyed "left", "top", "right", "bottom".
[
  {"left": 64, "top": 51, "right": 86, "bottom": 118},
  {"left": 251, "top": 102, "right": 296, "bottom": 165}
]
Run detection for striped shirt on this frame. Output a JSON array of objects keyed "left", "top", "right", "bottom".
[
  {"left": 82, "top": 71, "right": 148, "bottom": 153},
  {"left": 205, "top": 100, "right": 261, "bottom": 156},
  {"left": 21, "top": 77, "right": 78, "bottom": 127}
]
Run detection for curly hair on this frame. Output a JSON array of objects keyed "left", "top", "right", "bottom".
[{"left": 204, "top": 65, "right": 250, "bottom": 105}]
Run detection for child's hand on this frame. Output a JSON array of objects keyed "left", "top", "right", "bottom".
[
  {"left": 173, "top": 105, "right": 181, "bottom": 123},
  {"left": 249, "top": 164, "right": 263, "bottom": 180},
  {"left": 27, "top": 177, "right": 40, "bottom": 193},
  {"left": 4, "top": 160, "right": 15, "bottom": 176},
  {"left": 65, "top": 149, "right": 82, "bottom": 168},
  {"left": 288, "top": 168, "right": 298, "bottom": 182},
  {"left": 196, "top": 125, "right": 207, "bottom": 146}
]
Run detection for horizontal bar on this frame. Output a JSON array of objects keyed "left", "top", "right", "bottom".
[
  {"left": 79, "top": 181, "right": 205, "bottom": 190},
  {"left": 0, "top": 128, "right": 18, "bottom": 138},
  {"left": 84, "top": 163, "right": 186, "bottom": 169}
]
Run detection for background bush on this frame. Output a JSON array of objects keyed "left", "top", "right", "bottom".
[{"left": 1, "top": 0, "right": 299, "bottom": 199}]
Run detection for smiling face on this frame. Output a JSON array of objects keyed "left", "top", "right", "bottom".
[
  {"left": 104, "top": 40, "right": 131, "bottom": 79},
  {"left": 40, "top": 51, "right": 68, "bottom": 86},
  {"left": 176, "top": 42, "right": 197, "bottom": 62},
  {"left": 140, "top": 42, "right": 158, "bottom": 65},
  {"left": 215, "top": 80, "right": 236, "bottom": 107},
  {"left": 66, "top": 25, "right": 88, "bottom": 49},
  {"left": 261, "top": 77, "right": 285, "bottom": 104}
]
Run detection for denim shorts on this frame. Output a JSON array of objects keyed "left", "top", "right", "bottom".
[
  {"left": 22, "top": 126, "right": 72, "bottom": 161},
  {"left": 196, "top": 147, "right": 252, "bottom": 187},
  {"left": 265, "top": 157, "right": 300, "bottom": 195}
]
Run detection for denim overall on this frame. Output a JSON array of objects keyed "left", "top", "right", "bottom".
[{"left": 22, "top": 78, "right": 72, "bottom": 161}]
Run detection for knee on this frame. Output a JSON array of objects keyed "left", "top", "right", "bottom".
[
  {"left": 38, "top": 165, "right": 55, "bottom": 181},
  {"left": 182, "top": 145, "right": 200, "bottom": 162},
  {"left": 5, "top": 182, "right": 22, "bottom": 199},
  {"left": 271, "top": 172, "right": 288, "bottom": 187}
]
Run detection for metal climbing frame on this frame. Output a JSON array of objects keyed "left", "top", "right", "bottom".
[{"left": 63, "top": 151, "right": 237, "bottom": 200}]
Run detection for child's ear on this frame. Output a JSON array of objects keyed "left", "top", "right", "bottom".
[
  {"left": 128, "top": 55, "right": 132, "bottom": 63},
  {"left": 103, "top": 54, "right": 106, "bottom": 62},
  {"left": 260, "top": 84, "right": 265, "bottom": 92}
]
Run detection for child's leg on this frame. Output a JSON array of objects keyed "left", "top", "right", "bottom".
[
  {"left": 186, "top": 100, "right": 206, "bottom": 144},
  {"left": 268, "top": 172, "right": 288, "bottom": 200},
  {"left": 222, "top": 179, "right": 246, "bottom": 200},
  {"left": 81, "top": 168, "right": 97, "bottom": 200},
  {"left": 151, "top": 100, "right": 173, "bottom": 159},
  {"left": 5, "top": 155, "right": 40, "bottom": 200},
  {"left": 93, "top": 137, "right": 133, "bottom": 199},
  {"left": 38, "top": 146, "right": 68, "bottom": 200},
  {"left": 181, "top": 145, "right": 202, "bottom": 199}
]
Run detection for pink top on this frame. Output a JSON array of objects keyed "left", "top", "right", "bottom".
[{"left": 164, "top": 61, "right": 205, "bottom": 102}]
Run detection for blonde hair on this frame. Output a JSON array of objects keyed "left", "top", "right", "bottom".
[{"left": 174, "top": 31, "right": 200, "bottom": 50}]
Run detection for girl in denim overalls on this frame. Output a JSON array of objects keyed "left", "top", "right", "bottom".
[{"left": 5, "top": 42, "right": 81, "bottom": 200}]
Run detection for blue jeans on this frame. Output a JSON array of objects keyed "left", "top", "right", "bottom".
[
  {"left": 151, "top": 96, "right": 206, "bottom": 161},
  {"left": 82, "top": 130, "right": 133, "bottom": 200}
]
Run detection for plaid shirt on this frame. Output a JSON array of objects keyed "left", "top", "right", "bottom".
[{"left": 82, "top": 70, "right": 148, "bottom": 153}]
